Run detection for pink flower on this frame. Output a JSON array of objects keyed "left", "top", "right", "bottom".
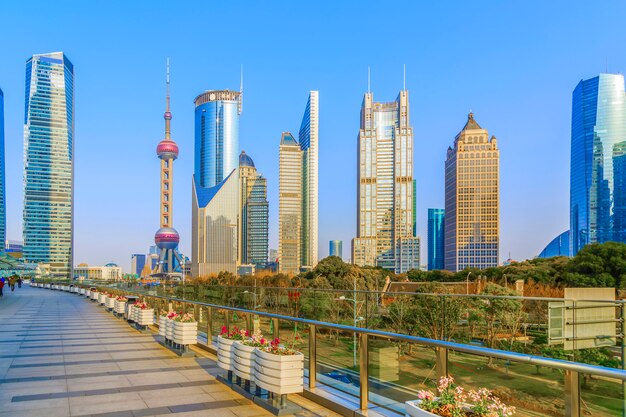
[{"left": 417, "top": 390, "right": 434, "bottom": 401}]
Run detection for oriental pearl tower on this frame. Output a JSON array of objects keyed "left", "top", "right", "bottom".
[{"left": 154, "top": 59, "right": 183, "bottom": 275}]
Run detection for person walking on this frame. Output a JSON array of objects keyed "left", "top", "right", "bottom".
[
  {"left": 0, "top": 279, "right": 4, "bottom": 297},
  {"left": 17, "top": 277, "right": 22, "bottom": 288},
  {"left": 9, "top": 276, "right": 15, "bottom": 292}
]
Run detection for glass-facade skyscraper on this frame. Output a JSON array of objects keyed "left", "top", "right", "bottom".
[
  {"left": 352, "top": 89, "right": 420, "bottom": 273},
  {"left": 239, "top": 151, "right": 269, "bottom": 268},
  {"left": 278, "top": 92, "right": 319, "bottom": 274},
  {"left": 329, "top": 240, "right": 342, "bottom": 258},
  {"left": 570, "top": 74, "right": 626, "bottom": 254},
  {"left": 0, "top": 88, "right": 5, "bottom": 249},
  {"left": 23, "top": 52, "right": 74, "bottom": 277},
  {"left": 444, "top": 113, "right": 499, "bottom": 272},
  {"left": 538, "top": 231, "right": 570, "bottom": 258},
  {"left": 427, "top": 209, "right": 445, "bottom": 270}
]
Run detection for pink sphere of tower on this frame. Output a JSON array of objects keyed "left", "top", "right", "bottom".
[
  {"left": 155, "top": 227, "right": 180, "bottom": 250},
  {"left": 157, "top": 139, "right": 179, "bottom": 160},
  {"left": 164, "top": 111, "right": 172, "bottom": 120}
]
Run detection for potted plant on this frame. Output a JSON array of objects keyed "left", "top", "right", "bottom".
[
  {"left": 158, "top": 313, "right": 168, "bottom": 338},
  {"left": 172, "top": 312, "right": 198, "bottom": 345},
  {"left": 105, "top": 294, "right": 116, "bottom": 310},
  {"left": 114, "top": 296, "right": 127, "bottom": 316},
  {"left": 234, "top": 330, "right": 266, "bottom": 382},
  {"left": 165, "top": 311, "right": 178, "bottom": 341},
  {"left": 405, "top": 377, "right": 516, "bottom": 417},
  {"left": 254, "top": 338, "right": 304, "bottom": 395},
  {"left": 133, "top": 301, "right": 154, "bottom": 327},
  {"left": 217, "top": 326, "right": 248, "bottom": 373},
  {"left": 98, "top": 291, "right": 107, "bottom": 305}
]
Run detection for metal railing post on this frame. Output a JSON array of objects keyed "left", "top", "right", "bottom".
[
  {"left": 225, "top": 310, "right": 230, "bottom": 334},
  {"left": 207, "top": 307, "right": 213, "bottom": 342},
  {"left": 436, "top": 347, "right": 449, "bottom": 379},
  {"left": 309, "top": 324, "right": 316, "bottom": 389},
  {"left": 359, "top": 332, "right": 369, "bottom": 410},
  {"left": 565, "top": 370, "right": 580, "bottom": 417}
]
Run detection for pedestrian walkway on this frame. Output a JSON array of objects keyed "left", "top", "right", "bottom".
[{"left": 0, "top": 286, "right": 337, "bottom": 417}]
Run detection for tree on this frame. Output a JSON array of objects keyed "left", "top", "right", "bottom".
[{"left": 565, "top": 242, "right": 626, "bottom": 289}]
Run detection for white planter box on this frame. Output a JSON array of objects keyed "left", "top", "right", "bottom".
[
  {"left": 253, "top": 349, "right": 304, "bottom": 395},
  {"left": 98, "top": 293, "right": 107, "bottom": 304},
  {"left": 172, "top": 321, "right": 197, "bottom": 345},
  {"left": 45, "top": 284, "right": 50, "bottom": 289},
  {"left": 90, "top": 291, "right": 98, "bottom": 300},
  {"left": 158, "top": 316, "right": 168, "bottom": 337},
  {"left": 233, "top": 342, "right": 256, "bottom": 381},
  {"left": 114, "top": 300, "right": 126, "bottom": 314},
  {"left": 165, "top": 318, "right": 174, "bottom": 340},
  {"left": 105, "top": 296, "right": 116, "bottom": 310},
  {"left": 217, "top": 336, "right": 235, "bottom": 371},
  {"left": 135, "top": 308, "right": 154, "bottom": 326},
  {"left": 128, "top": 305, "right": 136, "bottom": 322},
  {"left": 405, "top": 400, "right": 439, "bottom": 417}
]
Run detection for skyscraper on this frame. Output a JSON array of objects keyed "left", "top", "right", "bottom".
[
  {"left": 23, "top": 52, "right": 74, "bottom": 277},
  {"left": 352, "top": 89, "right": 420, "bottom": 273},
  {"left": 154, "top": 59, "right": 183, "bottom": 274},
  {"left": 329, "top": 240, "right": 343, "bottom": 258},
  {"left": 570, "top": 74, "right": 626, "bottom": 254},
  {"left": 278, "top": 92, "right": 319, "bottom": 273},
  {"left": 427, "top": 209, "right": 445, "bottom": 270},
  {"left": 192, "top": 87, "right": 243, "bottom": 276},
  {"left": 131, "top": 254, "right": 146, "bottom": 276},
  {"left": 444, "top": 113, "right": 499, "bottom": 272},
  {"left": 239, "top": 151, "right": 269, "bottom": 268},
  {"left": 0, "top": 88, "right": 5, "bottom": 249}
]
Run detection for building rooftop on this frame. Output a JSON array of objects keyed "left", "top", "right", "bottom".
[{"left": 460, "top": 112, "right": 482, "bottom": 132}]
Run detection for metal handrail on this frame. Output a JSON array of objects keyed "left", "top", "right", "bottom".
[{"left": 111, "top": 285, "right": 626, "bottom": 381}]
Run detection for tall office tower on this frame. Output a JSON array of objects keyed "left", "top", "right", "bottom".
[
  {"left": 23, "top": 52, "right": 74, "bottom": 277},
  {"left": 277, "top": 91, "right": 319, "bottom": 273},
  {"left": 238, "top": 151, "right": 269, "bottom": 268},
  {"left": 329, "top": 240, "right": 343, "bottom": 258},
  {"left": 278, "top": 132, "right": 303, "bottom": 274},
  {"left": 444, "top": 113, "right": 499, "bottom": 272},
  {"left": 131, "top": 254, "right": 146, "bottom": 276},
  {"left": 570, "top": 74, "right": 626, "bottom": 254},
  {"left": 351, "top": 89, "right": 420, "bottom": 273},
  {"left": 427, "top": 208, "right": 445, "bottom": 270},
  {"left": 192, "top": 88, "right": 243, "bottom": 277},
  {"left": 0, "top": 88, "right": 5, "bottom": 248},
  {"left": 154, "top": 60, "right": 183, "bottom": 274}
]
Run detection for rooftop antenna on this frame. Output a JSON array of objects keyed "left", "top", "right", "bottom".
[
  {"left": 238, "top": 64, "right": 243, "bottom": 115},
  {"left": 403, "top": 64, "right": 406, "bottom": 91},
  {"left": 165, "top": 58, "right": 171, "bottom": 140},
  {"left": 367, "top": 66, "right": 371, "bottom": 94}
]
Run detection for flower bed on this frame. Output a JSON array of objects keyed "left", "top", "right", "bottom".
[
  {"left": 133, "top": 302, "right": 154, "bottom": 326},
  {"left": 164, "top": 312, "right": 178, "bottom": 340},
  {"left": 114, "top": 296, "right": 127, "bottom": 315},
  {"left": 217, "top": 327, "right": 249, "bottom": 372},
  {"left": 405, "top": 377, "right": 515, "bottom": 417},
  {"left": 172, "top": 313, "right": 197, "bottom": 345},
  {"left": 253, "top": 338, "right": 304, "bottom": 395}
]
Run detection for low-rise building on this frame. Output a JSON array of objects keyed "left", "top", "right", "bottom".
[{"left": 73, "top": 263, "right": 122, "bottom": 281}]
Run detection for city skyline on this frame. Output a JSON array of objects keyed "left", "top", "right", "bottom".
[{"left": 0, "top": 2, "right": 622, "bottom": 272}]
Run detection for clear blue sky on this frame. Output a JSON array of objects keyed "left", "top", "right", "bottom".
[{"left": 0, "top": 1, "right": 624, "bottom": 273}]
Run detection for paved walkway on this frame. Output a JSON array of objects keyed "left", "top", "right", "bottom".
[{"left": 0, "top": 286, "right": 336, "bottom": 417}]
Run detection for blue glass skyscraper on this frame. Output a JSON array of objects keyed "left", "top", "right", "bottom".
[
  {"left": 0, "top": 88, "right": 5, "bottom": 249},
  {"left": 570, "top": 74, "right": 626, "bottom": 255},
  {"left": 428, "top": 208, "right": 445, "bottom": 270},
  {"left": 23, "top": 52, "right": 74, "bottom": 277},
  {"left": 194, "top": 90, "right": 241, "bottom": 188}
]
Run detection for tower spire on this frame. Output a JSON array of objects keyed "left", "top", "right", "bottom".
[
  {"left": 238, "top": 64, "right": 243, "bottom": 115},
  {"left": 367, "top": 66, "right": 371, "bottom": 93},
  {"left": 164, "top": 58, "right": 172, "bottom": 140},
  {"left": 403, "top": 64, "right": 406, "bottom": 91}
]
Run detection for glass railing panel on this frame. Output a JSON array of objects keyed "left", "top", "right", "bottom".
[
  {"left": 449, "top": 349, "right": 563, "bottom": 416},
  {"left": 315, "top": 327, "right": 361, "bottom": 400},
  {"left": 580, "top": 373, "right": 623, "bottom": 416},
  {"left": 367, "top": 337, "right": 436, "bottom": 414}
]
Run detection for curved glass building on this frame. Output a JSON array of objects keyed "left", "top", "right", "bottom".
[
  {"left": 23, "top": 52, "right": 74, "bottom": 278},
  {"left": 570, "top": 74, "right": 626, "bottom": 255},
  {"left": 427, "top": 208, "right": 445, "bottom": 270},
  {"left": 194, "top": 90, "right": 241, "bottom": 188},
  {"left": 538, "top": 231, "right": 570, "bottom": 258}
]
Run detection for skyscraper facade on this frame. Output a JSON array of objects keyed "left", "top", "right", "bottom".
[
  {"left": 194, "top": 90, "right": 241, "bottom": 188},
  {"left": 427, "top": 208, "right": 445, "bottom": 270},
  {"left": 239, "top": 151, "right": 269, "bottom": 268},
  {"left": 131, "top": 254, "right": 146, "bottom": 276},
  {"left": 570, "top": 74, "right": 626, "bottom": 254},
  {"left": 444, "top": 113, "right": 499, "bottom": 272},
  {"left": 0, "top": 88, "right": 5, "bottom": 248},
  {"left": 538, "top": 231, "right": 570, "bottom": 258},
  {"left": 278, "top": 92, "right": 319, "bottom": 274},
  {"left": 278, "top": 133, "right": 303, "bottom": 274},
  {"left": 23, "top": 52, "right": 74, "bottom": 277},
  {"left": 329, "top": 240, "right": 343, "bottom": 258},
  {"left": 352, "top": 89, "right": 420, "bottom": 273}
]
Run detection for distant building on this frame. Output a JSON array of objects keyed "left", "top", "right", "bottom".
[
  {"left": 239, "top": 151, "right": 269, "bottom": 268},
  {"left": 444, "top": 113, "right": 499, "bottom": 272},
  {"left": 73, "top": 263, "right": 122, "bottom": 281},
  {"left": 269, "top": 249, "right": 278, "bottom": 263},
  {"left": 23, "top": 52, "right": 75, "bottom": 278},
  {"left": 329, "top": 240, "right": 342, "bottom": 258},
  {"left": 352, "top": 88, "right": 419, "bottom": 273},
  {"left": 538, "top": 231, "right": 570, "bottom": 258},
  {"left": 427, "top": 209, "right": 445, "bottom": 270},
  {"left": 131, "top": 254, "right": 146, "bottom": 276},
  {"left": 570, "top": 74, "right": 626, "bottom": 255},
  {"left": 278, "top": 91, "right": 319, "bottom": 274}
]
